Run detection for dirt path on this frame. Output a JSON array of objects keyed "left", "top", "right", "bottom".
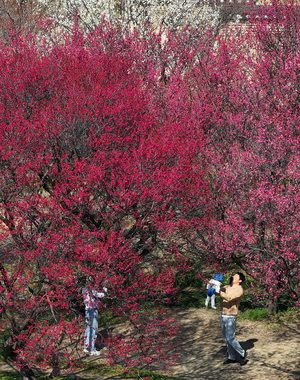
[
  {"left": 156, "top": 308, "right": 300, "bottom": 380},
  {"left": 1, "top": 308, "right": 300, "bottom": 380}
]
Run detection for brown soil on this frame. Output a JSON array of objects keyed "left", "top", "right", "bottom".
[
  {"left": 156, "top": 307, "right": 300, "bottom": 380},
  {"left": 1, "top": 308, "right": 300, "bottom": 380}
]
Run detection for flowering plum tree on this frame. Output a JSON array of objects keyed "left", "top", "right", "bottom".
[
  {"left": 0, "top": 21, "right": 211, "bottom": 378},
  {"left": 2, "top": 4, "right": 300, "bottom": 380},
  {"left": 183, "top": 0, "right": 300, "bottom": 314}
]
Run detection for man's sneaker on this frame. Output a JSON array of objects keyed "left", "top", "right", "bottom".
[
  {"left": 223, "top": 358, "right": 237, "bottom": 365},
  {"left": 89, "top": 350, "right": 101, "bottom": 356},
  {"left": 240, "top": 351, "right": 248, "bottom": 365},
  {"left": 83, "top": 348, "right": 89, "bottom": 354}
]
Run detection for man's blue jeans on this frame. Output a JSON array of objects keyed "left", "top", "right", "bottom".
[
  {"left": 220, "top": 315, "right": 245, "bottom": 360},
  {"left": 84, "top": 309, "right": 98, "bottom": 352}
]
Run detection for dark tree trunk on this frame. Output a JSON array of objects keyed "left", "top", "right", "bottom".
[{"left": 268, "top": 295, "right": 278, "bottom": 315}]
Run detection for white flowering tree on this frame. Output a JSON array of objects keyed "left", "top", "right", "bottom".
[{"left": 37, "top": 0, "right": 222, "bottom": 32}]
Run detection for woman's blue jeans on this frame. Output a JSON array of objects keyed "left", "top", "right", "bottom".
[
  {"left": 220, "top": 315, "right": 245, "bottom": 360},
  {"left": 84, "top": 309, "right": 98, "bottom": 352}
]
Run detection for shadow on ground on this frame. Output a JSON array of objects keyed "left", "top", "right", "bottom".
[
  {"left": 149, "top": 308, "right": 300, "bottom": 380},
  {"left": 2, "top": 309, "right": 300, "bottom": 380}
]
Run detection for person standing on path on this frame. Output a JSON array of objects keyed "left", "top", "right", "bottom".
[
  {"left": 214, "top": 272, "right": 248, "bottom": 365},
  {"left": 82, "top": 276, "right": 107, "bottom": 356}
]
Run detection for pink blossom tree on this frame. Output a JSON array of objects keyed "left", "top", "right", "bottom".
[
  {"left": 184, "top": 0, "right": 300, "bottom": 314},
  {"left": 2, "top": 2, "right": 300, "bottom": 378},
  {"left": 0, "top": 22, "right": 210, "bottom": 378}
]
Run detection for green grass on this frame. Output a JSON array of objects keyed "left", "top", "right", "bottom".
[
  {"left": 0, "top": 364, "right": 187, "bottom": 380},
  {"left": 0, "top": 372, "right": 21, "bottom": 380},
  {"left": 0, "top": 350, "right": 7, "bottom": 363},
  {"left": 240, "top": 308, "right": 269, "bottom": 321},
  {"left": 171, "top": 289, "right": 206, "bottom": 308},
  {"left": 174, "top": 272, "right": 203, "bottom": 288},
  {"left": 77, "top": 362, "right": 187, "bottom": 379}
]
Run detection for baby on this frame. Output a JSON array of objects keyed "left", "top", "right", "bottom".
[{"left": 205, "top": 273, "right": 223, "bottom": 309}]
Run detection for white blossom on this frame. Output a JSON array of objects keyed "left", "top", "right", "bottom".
[{"left": 37, "top": 0, "right": 222, "bottom": 32}]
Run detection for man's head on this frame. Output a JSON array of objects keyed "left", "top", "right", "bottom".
[{"left": 231, "top": 272, "right": 245, "bottom": 286}]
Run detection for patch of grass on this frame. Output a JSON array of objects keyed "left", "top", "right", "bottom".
[
  {"left": 240, "top": 308, "right": 269, "bottom": 321},
  {"left": 0, "top": 364, "right": 187, "bottom": 380},
  {"left": 171, "top": 289, "right": 206, "bottom": 308},
  {"left": 267, "top": 307, "right": 300, "bottom": 325},
  {"left": 174, "top": 272, "right": 203, "bottom": 288},
  {"left": 98, "top": 310, "right": 125, "bottom": 327},
  {"left": 0, "top": 330, "right": 13, "bottom": 361},
  {"left": 73, "top": 362, "right": 116, "bottom": 375},
  {"left": 0, "top": 371, "right": 21, "bottom": 380},
  {"left": 0, "top": 349, "right": 8, "bottom": 363},
  {"left": 79, "top": 363, "right": 187, "bottom": 379}
]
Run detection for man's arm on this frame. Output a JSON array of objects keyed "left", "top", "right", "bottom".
[
  {"left": 219, "top": 286, "right": 243, "bottom": 301},
  {"left": 213, "top": 284, "right": 223, "bottom": 295}
]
